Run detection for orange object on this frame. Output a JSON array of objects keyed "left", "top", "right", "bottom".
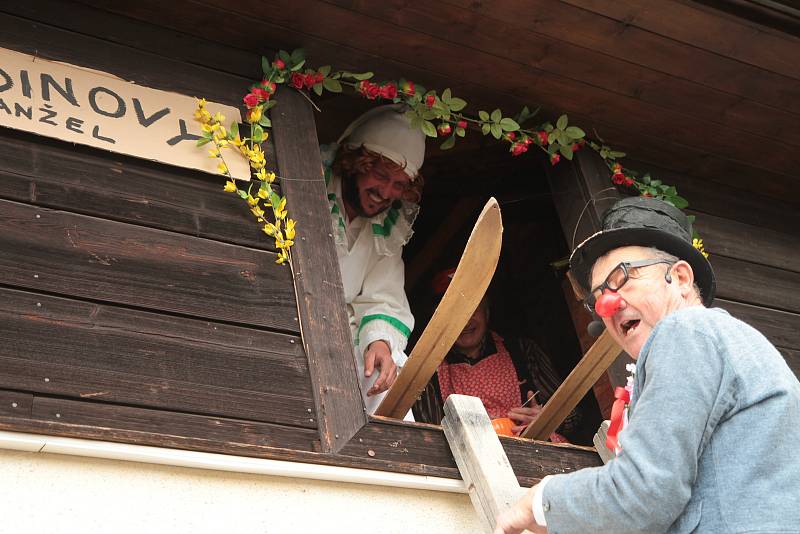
[{"left": 491, "top": 417, "right": 515, "bottom": 437}]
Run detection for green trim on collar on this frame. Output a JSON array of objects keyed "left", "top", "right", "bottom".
[
  {"left": 357, "top": 313, "right": 411, "bottom": 344},
  {"left": 371, "top": 207, "right": 399, "bottom": 237}
]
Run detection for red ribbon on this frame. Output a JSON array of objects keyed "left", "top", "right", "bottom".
[{"left": 606, "top": 386, "right": 631, "bottom": 453}]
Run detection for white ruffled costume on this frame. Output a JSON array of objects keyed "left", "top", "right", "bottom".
[{"left": 321, "top": 105, "right": 425, "bottom": 416}]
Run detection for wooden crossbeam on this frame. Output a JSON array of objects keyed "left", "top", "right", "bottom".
[
  {"left": 521, "top": 330, "right": 620, "bottom": 440},
  {"left": 442, "top": 394, "right": 525, "bottom": 533}
]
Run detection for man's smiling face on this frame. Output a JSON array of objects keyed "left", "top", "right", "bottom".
[
  {"left": 590, "top": 246, "right": 685, "bottom": 358},
  {"left": 351, "top": 160, "right": 410, "bottom": 218}
]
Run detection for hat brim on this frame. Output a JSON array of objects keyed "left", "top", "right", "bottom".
[{"left": 570, "top": 227, "right": 716, "bottom": 306}]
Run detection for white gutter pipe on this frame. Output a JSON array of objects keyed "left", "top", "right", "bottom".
[{"left": 0, "top": 430, "right": 467, "bottom": 493}]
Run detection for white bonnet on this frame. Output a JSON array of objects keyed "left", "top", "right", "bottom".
[{"left": 337, "top": 104, "right": 426, "bottom": 179}]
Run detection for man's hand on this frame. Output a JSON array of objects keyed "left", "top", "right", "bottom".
[
  {"left": 493, "top": 486, "right": 547, "bottom": 534},
  {"left": 364, "top": 340, "right": 398, "bottom": 396},
  {"left": 508, "top": 391, "right": 542, "bottom": 435}
]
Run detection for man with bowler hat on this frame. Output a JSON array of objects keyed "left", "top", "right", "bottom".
[{"left": 495, "top": 197, "right": 800, "bottom": 533}]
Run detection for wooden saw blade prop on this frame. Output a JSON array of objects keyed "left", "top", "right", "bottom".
[{"left": 375, "top": 197, "right": 503, "bottom": 419}]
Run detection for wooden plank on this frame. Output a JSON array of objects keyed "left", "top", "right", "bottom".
[
  {"left": 778, "top": 347, "right": 800, "bottom": 379},
  {"left": 522, "top": 331, "right": 620, "bottom": 440},
  {"left": 376, "top": 198, "right": 503, "bottom": 419},
  {"left": 714, "top": 255, "right": 800, "bottom": 314},
  {"left": 0, "top": 129, "right": 279, "bottom": 252},
  {"left": 270, "top": 87, "right": 367, "bottom": 452},
  {"left": 29, "top": 395, "right": 319, "bottom": 450},
  {"left": 328, "top": 0, "right": 800, "bottom": 149},
  {"left": 561, "top": 0, "right": 800, "bottom": 81},
  {"left": 442, "top": 395, "right": 524, "bottom": 532},
  {"left": 0, "top": 10, "right": 248, "bottom": 106},
  {"left": 0, "top": 199, "right": 298, "bottom": 330},
  {"left": 0, "top": 390, "right": 33, "bottom": 418},
  {"left": 0, "top": 287, "right": 315, "bottom": 426},
  {"left": 445, "top": 0, "right": 800, "bottom": 116},
  {"left": 717, "top": 298, "right": 800, "bottom": 350}
]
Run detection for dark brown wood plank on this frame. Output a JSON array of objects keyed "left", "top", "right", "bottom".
[
  {"left": 0, "top": 129, "right": 279, "bottom": 252},
  {"left": 0, "top": 415, "right": 601, "bottom": 482},
  {"left": 271, "top": 87, "right": 367, "bottom": 452},
  {"left": 779, "top": 347, "right": 800, "bottom": 378},
  {"left": 446, "top": 0, "right": 800, "bottom": 115},
  {"left": 562, "top": 0, "right": 800, "bottom": 81},
  {"left": 328, "top": 0, "right": 800, "bottom": 149},
  {"left": 691, "top": 212, "right": 800, "bottom": 273},
  {"left": 713, "top": 256, "right": 800, "bottom": 314},
  {"left": 717, "top": 299, "right": 800, "bottom": 350},
  {"left": 0, "top": 390, "right": 33, "bottom": 418},
  {"left": 29, "top": 395, "right": 319, "bottom": 450},
  {"left": 0, "top": 199, "right": 298, "bottom": 330},
  {"left": 0, "top": 11, "right": 248, "bottom": 106},
  {"left": 0, "top": 287, "right": 308, "bottom": 390}
]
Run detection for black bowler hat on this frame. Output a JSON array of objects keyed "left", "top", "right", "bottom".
[{"left": 569, "top": 197, "right": 716, "bottom": 306}]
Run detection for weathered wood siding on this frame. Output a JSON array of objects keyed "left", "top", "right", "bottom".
[{"left": 0, "top": 5, "right": 320, "bottom": 452}]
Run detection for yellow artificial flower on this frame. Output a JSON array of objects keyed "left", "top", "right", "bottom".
[
  {"left": 208, "top": 148, "right": 221, "bottom": 158},
  {"left": 264, "top": 171, "right": 276, "bottom": 183},
  {"left": 257, "top": 186, "right": 269, "bottom": 199},
  {"left": 247, "top": 106, "right": 263, "bottom": 124},
  {"left": 217, "top": 125, "right": 228, "bottom": 138},
  {"left": 201, "top": 123, "right": 214, "bottom": 133},
  {"left": 196, "top": 98, "right": 207, "bottom": 109},
  {"left": 276, "top": 249, "right": 289, "bottom": 264},
  {"left": 262, "top": 222, "right": 277, "bottom": 237},
  {"left": 231, "top": 135, "right": 245, "bottom": 148},
  {"left": 693, "top": 238, "right": 709, "bottom": 259},
  {"left": 274, "top": 197, "right": 287, "bottom": 220},
  {"left": 248, "top": 145, "right": 266, "bottom": 169},
  {"left": 194, "top": 107, "right": 211, "bottom": 124},
  {"left": 223, "top": 181, "right": 237, "bottom": 193},
  {"left": 251, "top": 205, "right": 265, "bottom": 219},
  {"left": 213, "top": 112, "right": 226, "bottom": 124},
  {"left": 285, "top": 218, "right": 296, "bottom": 240},
  {"left": 217, "top": 161, "right": 229, "bottom": 175},
  {"left": 246, "top": 195, "right": 259, "bottom": 207}
]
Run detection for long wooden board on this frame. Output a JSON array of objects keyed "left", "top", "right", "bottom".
[
  {"left": 521, "top": 330, "right": 620, "bottom": 440},
  {"left": 375, "top": 198, "right": 503, "bottom": 418}
]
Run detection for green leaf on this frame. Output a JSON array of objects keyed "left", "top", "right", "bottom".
[
  {"left": 650, "top": 179, "right": 662, "bottom": 187},
  {"left": 547, "top": 131, "right": 557, "bottom": 145},
  {"left": 556, "top": 114, "right": 568, "bottom": 130},
  {"left": 490, "top": 109, "right": 502, "bottom": 123},
  {"left": 665, "top": 186, "right": 677, "bottom": 196},
  {"left": 261, "top": 56, "right": 271, "bottom": 75},
  {"left": 565, "top": 126, "right": 585, "bottom": 139},
  {"left": 252, "top": 124, "right": 264, "bottom": 143},
  {"left": 318, "top": 65, "right": 331, "bottom": 76},
  {"left": 440, "top": 136, "right": 456, "bottom": 150},
  {"left": 490, "top": 123, "right": 502, "bottom": 139},
  {"left": 559, "top": 144, "right": 574, "bottom": 160},
  {"left": 481, "top": 123, "right": 491, "bottom": 135},
  {"left": 258, "top": 116, "right": 272, "bottom": 128},
  {"left": 421, "top": 120, "right": 437, "bottom": 138},
  {"left": 264, "top": 99, "right": 278, "bottom": 110},
  {"left": 478, "top": 110, "right": 490, "bottom": 121},
  {"left": 449, "top": 97, "right": 467, "bottom": 112},
  {"left": 290, "top": 60, "right": 306, "bottom": 72},
  {"left": 196, "top": 137, "right": 211, "bottom": 147},
  {"left": 671, "top": 195, "right": 689, "bottom": 209},
  {"left": 229, "top": 121, "right": 239, "bottom": 138},
  {"left": 456, "top": 127, "right": 465, "bottom": 137},
  {"left": 499, "top": 117, "right": 520, "bottom": 131},
  {"left": 442, "top": 88, "right": 452, "bottom": 103},
  {"left": 543, "top": 123, "right": 554, "bottom": 132},
  {"left": 642, "top": 175, "right": 651, "bottom": 184},
  {"left": 238, "top": 190, "right": 249, "bottom": 199},
  {"left": 312, "top": 83, "right": 323, "bottom": 96},
  {"left": 610, "top": 150, "right": 627, "bottom": 158},
  {"left": 290, "top": 48, "right": 305, "bottom": 64},
  {"left": 421, "top": 109, "right": 438, "bottom": 121},
  {"left": 322, "top": 78, "right": 342, "bottom": 93},
  {"left": 350, "top": 71, "right": 374, "bottom": 81},
  {"left": 278, "top": 50, "right": 291, "bottom": 63}
]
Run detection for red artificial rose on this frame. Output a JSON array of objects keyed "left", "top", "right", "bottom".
[
  {"left": 401, "top": 80, "right": 416, "bottom": 96},
  {"left": 290, "top": 72, "right": 305, "bottom": 89},
  {"left": 273, "top": 59, "right": 286, "bottom": 70},
  {"left": 380, "top": 83, "right": 398, "bottom": 100},
  {"left": 457, "top": 120, "right": 468, "bottom": 129},
  {"left": 523, "top": 136, "right": 533, "bottom": 145},
  {"left": 624, "top": 177, "right": 634, "bottom": 187},
  {"left": 572, "top": 143, "right": 581, "bottom": 152},
  {"left": 438, "top": 123, "right": 452, "bottom": 135},
  {"left": 261, "top": 80, "right": 277, "bottom": 94},
  {"left": 506, "top": 132, "right": 516, "bottom": 141},
  {"left": 511, "top": 143, "right": 528, "bottom": 156},
  {"left": 550, "top": 153, "right": 561, "bottom": 165},
  {"left": 612, "top": 163, "right": 623, "bottom": 174},
  {"left": 243, "top": 92, "right": 260, "bottom": 108},
  {"left": 358, "top": 81, "right": 380, "bottom": 99},
  {"left": 426, "top": 94, "right": 435, "bottom": 108},
  {"left": 304, "top": 73, "right": 317, "bottom": 90},
  {"left": 254, "top": 88, "right": 270, "bottom": 101},
  {"left": 612, "top": 173, "right": 625, "bottom": 185},
  {"left": 537, "top": 131, "right": 549, "bottom": 145}
]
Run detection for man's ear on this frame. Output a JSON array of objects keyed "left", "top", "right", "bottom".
[{"left": 672, "top": 260, "right": 695, "bottom": 297}]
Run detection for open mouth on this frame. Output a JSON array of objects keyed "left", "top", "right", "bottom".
[
  {"left": 367, "top": 191, "right": 387, "bottom": 206},
  {"left": 621, "top": 319, "right": 640, "bottom": 336}
]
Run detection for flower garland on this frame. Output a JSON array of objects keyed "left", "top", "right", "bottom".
[{"left": 196, "top": 48, "right": 709, "bottom": 264}]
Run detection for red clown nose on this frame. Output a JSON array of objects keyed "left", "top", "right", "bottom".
[{"left": 595, "top": 292, "right": 623, "bottom": 318}]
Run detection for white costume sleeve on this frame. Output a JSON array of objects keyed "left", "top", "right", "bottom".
[{"left": 351, "top": 249, "right": 414, "bottom": 368}]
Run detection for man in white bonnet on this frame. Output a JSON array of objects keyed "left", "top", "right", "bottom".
[{"left": 320, "top": 104, "right": 425, "bottom": 414}]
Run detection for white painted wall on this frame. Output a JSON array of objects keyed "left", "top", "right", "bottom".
[{"left": 0, "top": 449, "right": 483, "bottom": 534}]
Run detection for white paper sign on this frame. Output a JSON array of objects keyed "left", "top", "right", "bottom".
[{"left": 0, "top": 47, "right": 250, "bottom": 180}]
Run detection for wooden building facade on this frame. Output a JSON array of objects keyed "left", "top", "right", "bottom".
[{"left": 1, "top": 0, "right": 799, "bottom": 509}]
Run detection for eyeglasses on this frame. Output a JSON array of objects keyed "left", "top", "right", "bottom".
[{"left": 584, "top": 259, "right": 676, "bottom": 313}]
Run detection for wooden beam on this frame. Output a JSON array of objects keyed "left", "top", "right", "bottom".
[
  {"left": 271, "top": 87, "right": 367, "bottom": 452},
  {"left": 521, "top": 331, "right": 620, "bottom": 440},
  {"left": 442, "top": 395, "right": 525, "bottom": 533}
]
